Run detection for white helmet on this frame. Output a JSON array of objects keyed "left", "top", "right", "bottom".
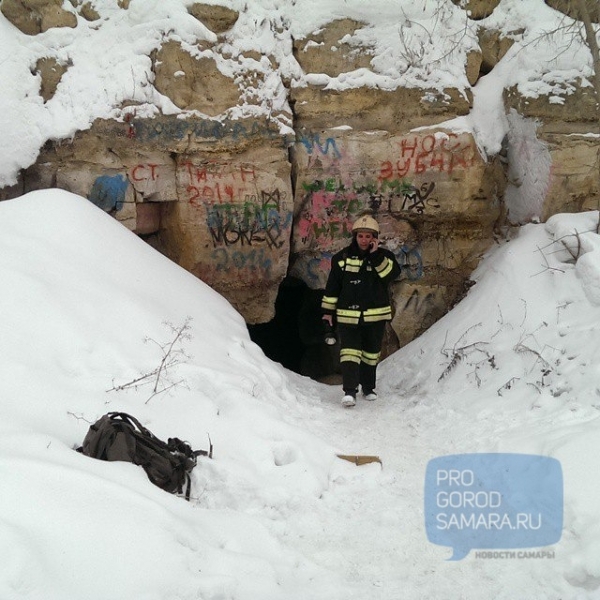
[{"left": 352, "top": 214, "right": 379, "bottom": 234}]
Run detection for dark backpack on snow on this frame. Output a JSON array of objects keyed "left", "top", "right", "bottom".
[{"left": 77, "top": 412, "right": 212, "bottom": 500}]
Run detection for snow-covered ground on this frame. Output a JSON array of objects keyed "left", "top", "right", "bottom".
[{"left": 2, "top": 188, "right": 600, "bottom": 599}]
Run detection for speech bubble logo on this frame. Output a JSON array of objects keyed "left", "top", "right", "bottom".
[{"left": 424, "top": 453, "right": 563, "bottom": 560}]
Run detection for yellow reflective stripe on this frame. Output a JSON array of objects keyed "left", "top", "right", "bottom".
[
  {"left": 337, "top": 315, "right": 359, "bottom": 325},
  {"left": 363, "top": 314, "right": 391, "bottom": 322},
  {"left": 376, "top": 258, "right": 394, "bottom": 278},
  {"left": 345, "top": 258, "right": 363, "bottom": 268},
  {"left": 364, "top": 307, "right": 391, "bottom": 316},
  {"left": 340, "top": 348, "right": 362, "bottom": 364},
  {"left": 341, "top": 348, "right": 361, "bottom": 358},
  {"left": 336, "top": 306, "right": 392, "bottom": 323},
  {"left": 361, "top": 350, "right": 381, "bottom": 366},
  {"left": 375, "top": 258, "right": 387, "bottom": 272},
  {"left": 343, "top": 257, "right": 363, "bottom": 273},
  {"left": 363, "top": 307, "right": 392, "bottom": 321},
  {"left": 321, "top": 295, "right": 338, "bottom": 310}
]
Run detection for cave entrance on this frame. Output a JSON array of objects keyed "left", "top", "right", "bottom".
[{"left": 247, "top": 276, "right": 341, "bottom": 383}]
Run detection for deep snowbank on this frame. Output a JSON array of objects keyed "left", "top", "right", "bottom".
[{"left": 0, "top": 190, "right": 341, "bottom": 600}]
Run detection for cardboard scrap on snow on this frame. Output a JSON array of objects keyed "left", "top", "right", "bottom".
[{"left": 336, "top": 454, "right": 382, "bottom": 467}]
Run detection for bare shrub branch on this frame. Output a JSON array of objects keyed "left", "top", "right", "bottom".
[
  {"left": 107, "top": 317, "right": 193, "bottom": 403},
  {"left": 497, "top": 376, "right": 520, "bottom": 396},
  {"left": 532, "top": 244, "right": 566, "bottom": 277},
  {"left": 438, "top": 322, "right": 497, "bottom": 382}
]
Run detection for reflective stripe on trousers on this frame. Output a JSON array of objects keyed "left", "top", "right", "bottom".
[{"left": 338, "top": 321, "right": 386, "bottom": 394}]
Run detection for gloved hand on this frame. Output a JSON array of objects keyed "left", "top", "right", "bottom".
[{"left": 322, "top": 315, "right": 337, "bottom": 345}]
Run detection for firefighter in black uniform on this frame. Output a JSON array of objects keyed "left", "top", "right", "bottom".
[{"left": 321, "top": 214, "right": 401, "bottom": 407}]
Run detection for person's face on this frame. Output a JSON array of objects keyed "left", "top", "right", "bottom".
[{"left": 356, "top": 230, "right": 374, "bottom": 251}]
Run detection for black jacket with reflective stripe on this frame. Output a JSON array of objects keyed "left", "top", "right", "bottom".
[{"left": 321, "top": 241, "right": 401, "bottom": 326}]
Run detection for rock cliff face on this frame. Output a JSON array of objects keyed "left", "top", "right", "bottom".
[{"left": 1, "top": 0, "right": 598, "bottom": 360}]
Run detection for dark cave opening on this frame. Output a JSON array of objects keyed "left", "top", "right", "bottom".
[{"left": 247, "top": 276, "right": 341, "bottom": 383}]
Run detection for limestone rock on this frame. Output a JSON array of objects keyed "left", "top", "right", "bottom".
[
  {"left": 1, "top": 0, "right": 57, "bottom": 35},
  {"left": 0, "top": 177, "right": 23, "bottom": 200},
  {"left": 127, "top": 154, "right": 178, "bottom": 203},
  {"left": 55, "top": 166, "right": 134, "bottom": 213},
  {"left": 1, "top": 0, "right": 78, "bottom": 35},
  {"left": 113, "top": 197, "right": 136, "bottom": 229},
  {"left": 1, "top": 0, "right": 43, "bottom": 35},
  {"left": 504, "top": 85, "right": 598, "bottom": 123},
  {"left": 391, "top": 281, "right": 452, "bottom": 348},
  {"left": 465, "top": 50, "right": 483, "bottom": 86},
  {"left": 188, "top": 3, "right": 239, "bottom": 34},
  {"left": 478, "top": 28, "right": 516, "bottom": 73},
  {"left": 152, "top": 41, "right": 240, "bottom": 116},
  {"left": 293, "top": 19, "right": 372, "bottom": 77},
  {"left": 135, "top": 202, "right": 162, "bottom": 235},
  {"left": 545, "top": 0, "right": 600, "bottom": 22},
  {"left": 36, "top": 57, "right": 69, "bottom": 102},
  {"left": 542, "top": 134, "right": 600, "bottom": 219},
  {"left": 123, "top": 114, "right": 286, "bottom": 155},
  {"left": 451, "top": 0, "right": 501, "bottom": 20},
  {"left": 502, "top": 86, "right": 600, "bottom": 219},
  {"left": 158, "top": 142, "right": 294, "bottom": 324},
  {"left": 40, "top": 3, "right": 77, "bottom": 31},
  {"left": 291, "top": 86, "right": 472, "bottom": 133},
  {"left": 79, "top": 2, "right": 100, "bottom": 21}
]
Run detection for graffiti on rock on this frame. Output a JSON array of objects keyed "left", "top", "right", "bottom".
[
  {"left": 296, "top": 176, "right": 438, "bottom": 245},
  {"left": 205, "top": 190, "right": 292, "bottom": 249},
  {"left": 179, "top": 159, "right": 292, "bottom": 279},
  {"left": 295, "top": 132, "right": 472, "bottom": 241},
  {"left": 88, "top": 174, "right": 128, "bottom": 212},
  {"left": 380, "top": 133, "right": 477, "bottom": 178},
  {"left": 389, "top": 181, "right": 438, "bottom": 214},
  {"left": 131, "top": 118, "right": 283, "bottom": 144},
  {"left": 298, "top": 133, "right": 342, "bottom": 159},
  {"left": 130, "top": 163, "right": 160, "bottom": 182},
  {"left": 296, "top": 189, "right": 363, "bottom": 244},
  {"left": 305, "top": 252, "right": 335, "bottom": 284},
  {"left": 296, "top": 131, "right": 477, "bottom": 178},
  {"left": 181, "top": 161, "right": 292, "bottom": 249},
  {"left": 401, "top": 288, "right": 439, "bottom": 321},
  {"left": 395, "top": 245, "right": 423, "bottom": 281},
  {"left": 211, "top": 247, "right": 273, "bottom": 274},
  {"left": 184, "top": 161, "right": 259, "bottom": 205}
]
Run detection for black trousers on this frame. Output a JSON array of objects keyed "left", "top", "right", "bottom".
[{"left": 338, "top": 321, "right": 386, "bottom": 395}]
